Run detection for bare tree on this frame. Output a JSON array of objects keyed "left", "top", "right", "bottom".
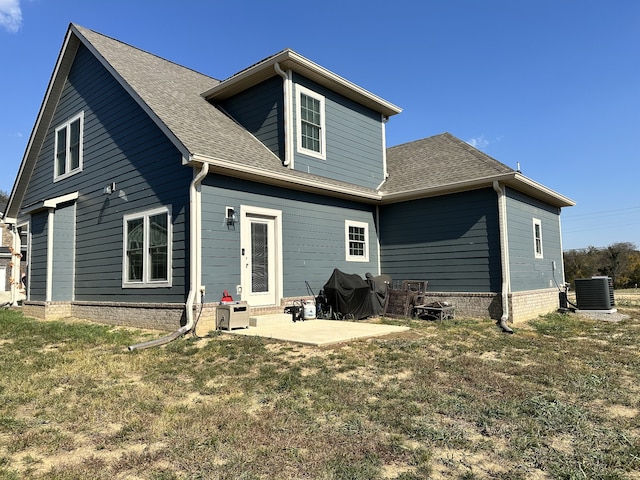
[
  {"left": 599, "top": 242, "right": 636, "bottom": 288},
  {"left": 564, "top": 242, "right": 639, "bottom": 288}
]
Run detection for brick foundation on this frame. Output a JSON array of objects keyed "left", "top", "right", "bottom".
[
  {"left": 21, "top": 290, "right": 560, "bottom": 330},
  {"left": 391, "top": 289, "right": 559, "bottom": 324},
  {"left": 509, "top": 288, "right": 560, "bottom": 323},
  {"left": 417, "top": 292, "right": 502, "bottom": 320},
  {"left": 23, "top": 300, "right": 185, "bottom": 330},
  {"left": 23, "top": 301, "right": 73, "bottom": 320}
]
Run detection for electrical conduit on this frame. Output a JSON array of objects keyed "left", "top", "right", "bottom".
[
  {"left": 129, "top": 162, "right": 210, "bottom": 351},
  {"left": 493, "top": 180, "right": 514, "bottom": 334}
]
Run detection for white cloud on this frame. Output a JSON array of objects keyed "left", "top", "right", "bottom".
[
  {"left": 0, "top": 0, "right": 22, "bottom": 33},
  {"left": 467, "top": 135, "right": 489, "bottom": 150}
]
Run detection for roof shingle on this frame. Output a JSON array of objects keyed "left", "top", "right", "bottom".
[
  {"left": 74, "top": 25, "right": 285, "bottom": 172},
  {"left": 382, "top": 132, "right": 515, "bottom": 195}
]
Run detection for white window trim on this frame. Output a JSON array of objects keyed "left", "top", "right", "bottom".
[
  {"left": 533, "top": 218, "right": 543, "bottom": 259},
  {"left": 122, "top": 207, "right": 172, "bottom": 288},
  {"left": 296, "top": 84, "right": 326, "bottom": 160},
  {"left": 345, "top": 220, "right": 369, "bottom": 262},
  {"left": 53, "top": 111, "right": 84, "bottom": 182}
]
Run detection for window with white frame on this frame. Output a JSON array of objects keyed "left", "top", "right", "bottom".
[
  {"left": 533, "top": 218, "right": 543, "bottom": 258},
  {"left": 296, "top": 85, "right": 326, "bottom": 159},
  {"left": 123, "top": 208, "right": 171, "bottom": 287},
  {"left": 345, "top": 220, "right": 369, "bottom": 262},
  {"left": 54, "top": 112, "right": 84, "bottom": 180}
]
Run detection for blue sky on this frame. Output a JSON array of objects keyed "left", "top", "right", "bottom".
[{"left": 1, "top": 0, "right": 638, "bottom": 250}]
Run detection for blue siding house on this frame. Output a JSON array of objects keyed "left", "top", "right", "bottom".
[{"left": 3, "top": 24, "right": 574, "bottom": 334}]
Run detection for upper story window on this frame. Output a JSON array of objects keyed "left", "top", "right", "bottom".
[
  {"left": 123, "top": 207, "right": 172, "bottom": 288},
  {"left": 533, "top": 218, "right": 543, "bottom": 258},
  {"left": 54, "top": 111, "right": 84, "bottom": 181},
  {"left": 345, "top": 220, "right": 369, "bottom": 262},
  {"left": 296, "top": 85, "right": 326, "bottom": 160}
]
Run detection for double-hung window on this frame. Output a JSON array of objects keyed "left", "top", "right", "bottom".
[
  {"left": 54, "top": 112, "right": 84, "bottom": 181},
  {"left": 296, "top": 85, "right": 326, "bottom": 159},
  {"left": 533, "top": 218, "right": 543, "bottom": 258},
  {"left": 123, "top": 208, "right": 172, "bottom": 287},
  {"left": 345, "top": 220, "right": 369, "bottom": 262}
]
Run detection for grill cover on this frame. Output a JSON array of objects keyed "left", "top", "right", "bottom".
[{"left": 322, "top": 269, "right": 388, "bottom": 319}]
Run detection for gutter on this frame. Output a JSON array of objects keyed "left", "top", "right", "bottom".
[
  {"left": 191, "top": 153, "right": 383, "bottom": 202},
  {"left": 129, "top": 161, "right": 210, "bottom": 351},
  {"left": 381, "top": 172, "right": 575, "bottom": 208},
  {"left": 493, "top": 180, "right": 514, "bottom": 334}
]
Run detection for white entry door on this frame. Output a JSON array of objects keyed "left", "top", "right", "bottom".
[{"left": 240, "top": 206, "right": 282, "bottom": 307}]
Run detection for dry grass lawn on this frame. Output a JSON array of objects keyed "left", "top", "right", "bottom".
[{"left": 1, "top": 292, "right": 639, "bottom": 479}]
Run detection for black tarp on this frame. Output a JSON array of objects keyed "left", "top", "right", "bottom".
[
  {"left": 322, "top": 269, "right": 389, "bottom": 319},
  {"left": 366, "top": 272, "right": 391, "bottom": 316}
]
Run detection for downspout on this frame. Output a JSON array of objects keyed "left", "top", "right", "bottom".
[
  {"left": 493, "top": 180, "right": 514, "bottom": 334},
  {"left": 376, "top": 116, "right": 390, "bottom": 191},
  {"left": 129, "top": 162, "right": 210, "bottom": 351},
  {"left": 274, "top": 62, "right": 293, "bottom": 167},
  {"left": 375, "top": 205, "right": 381, "bottom": 275}
]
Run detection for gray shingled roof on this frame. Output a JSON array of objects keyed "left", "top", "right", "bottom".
[
  {"left": 382, "top": 132, "right": 515, "bottom": 195},
  {"left": 74, "top": 25, "right": 286, "bottom": 172},
  {"left": 73, "top": 26, "right": 381, "bottom": 199},
  {"left": 4, "top": 25, "right": 571, "bottom": 221}
]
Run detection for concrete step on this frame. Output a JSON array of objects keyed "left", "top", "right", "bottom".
[{"left": 249, "top": 313, "right": 294, "bottom": 327}]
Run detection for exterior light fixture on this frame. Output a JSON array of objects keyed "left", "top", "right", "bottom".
[
  {"left": 226, "top": 207, "right": 237, "bottom": 226},
  {"left": 103, "top": 182, "right": 116, "bottom": 195}
]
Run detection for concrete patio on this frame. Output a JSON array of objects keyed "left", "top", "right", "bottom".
[{"left": 224, "top": 316, "right": 410, "bottom": 346}]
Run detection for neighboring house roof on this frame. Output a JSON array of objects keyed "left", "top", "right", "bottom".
[{"left": 382, "top": 133, "right": 575, "bottom": 207}]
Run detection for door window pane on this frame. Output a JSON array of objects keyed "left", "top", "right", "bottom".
[{"left": 251, "top": 222, "right": 268, "bottom": 293}]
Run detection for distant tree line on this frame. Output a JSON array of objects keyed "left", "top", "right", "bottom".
[{"left": 564, "top": 242, "right": 640, "bottom": 289}]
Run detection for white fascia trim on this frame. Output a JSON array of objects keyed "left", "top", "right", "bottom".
[
  {"left": 203, "top": 50, "right": 402, "bottom": 117},
  {"left": 43, "top": 191, "right": 79, "bottom": 209},
  {"left": 380, "top": 173, "right": 517, "bottom": 203},
  {"left": 512, "top": 173, "right": 576, "bottom": 207},
  {"left": 191, "top": 154, "right": 382, "bottom": 201},
  {"left": 286, "top": 50, "right": 402, "bottom": 114},
  {"left": 380, "top": 172, "right": 576, "bottom": 208},
  {"left": 5, "top": 29, "right": 80, "bottom": 220}
]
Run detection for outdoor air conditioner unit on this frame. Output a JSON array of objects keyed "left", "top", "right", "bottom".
[{"left": 574, "top": 276, "right": 615, "bottom": 311}]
